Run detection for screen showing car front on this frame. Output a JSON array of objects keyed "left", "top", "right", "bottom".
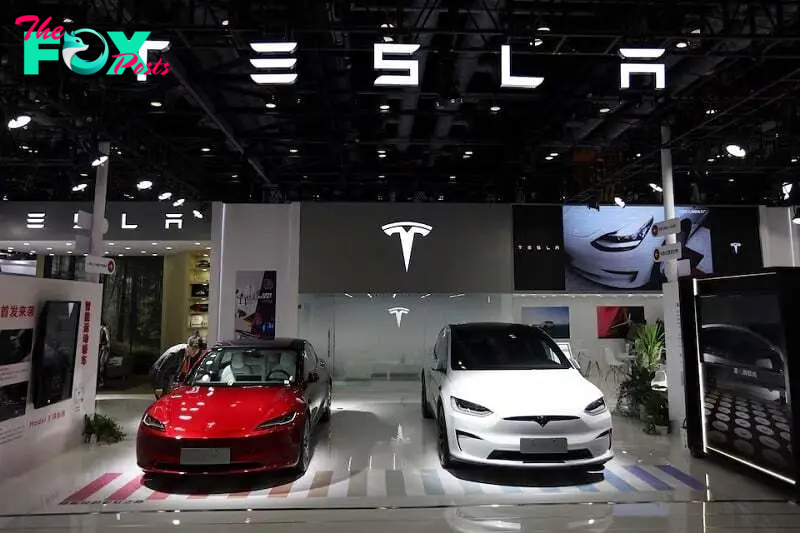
[
  {"left": 187, "top": 348, "right": 299, "bottom": 386},
  {"left": 450, "top": 326, "right": 571, "bottom": 371}
]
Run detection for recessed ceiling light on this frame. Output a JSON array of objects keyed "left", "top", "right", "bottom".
[
  {"left": 107, "top": 242, "right": 113, "bottom": 246},
  {"left": 636, "top": 153, "right": 642, "bottom": 158},
  {"left": 117, "top": 253, "right": 123, "bottom": 257},
  {"left": 379, "top": 104, "right": 390, "bottom": 111},
  {"left": 8, "top": 115, "right": 32, "bottom": 129},
  {"left": 49, "top": 253, "right": 54, "bottom": 256},
  {"left": 151, "top": 242, "right": 158, "bottom": 246},
  {"left": 532, "top": 38, "right": 544, "bottom": 47},
  {"left": 205, "top": 246, "right": 211, "bottom": 250},
  {"left": 599, "top": 107, "right": 611, "bottom": 114},
  {"left": 80, "top": 173, "right": 88, "bottom": 177},
  {"left": 203, "top": 253, "right": 209, "bottom": 258},
  {"left": 158, "top": 192, "right": 172, "bottom": 200},
  {"left": 707, "top": 157, "right": 715, "bottom": 163},
  {"left": 91, "top": 155, "right": 109, "bottom": 167},
  {"left": 46, "top": 247, "right": 52, "bottom": 251},
  {"left": 23, "top": 242, "right": 29, "bottom": 246},
  {"left": 67, "top": 251, "right": 72, "bottom": 254},
  {"left": 72, "top": 183, "right": 88, "bottom": 192},
  {"left": 192, "top": 210, "right": 203, "bottom": 219},
  {"left": 675, "top": 41, "right": 689, "bottom": 49},
  {"left": 545, "top": 156, "right": 554, "bottom": 161},
  {"left": 449, "top": 175, "right": 456, "bottom": 181},
  {"left": 152, "top": 253, "right": 158, "bottom": 256},
  {"left": 124, "top": 247, "right": 131, "bottom": 250},
  {"left": 231, "top": 174, "right": 238, "bottom": 178},
  {"left": 150, "top": 101, "right": 162, "bottom": 108},
  {"left": 465, "top": 150, "right": 474, "bottom": 156},
  {"left": 614, "top": 196, "right": 626, "bottom": 207},
  {"left": 221, "top": 19, "right": 229, "bottom": 26},
  {"left": 166, "top": 246, "right": 173, "bottom": 250},
  {"left": 289, "top": 148, "right": 298, "bottom": 154},
  {"left": 378, "top": 154, "right": 387, "bottom": 159},
  {"left": 140, "top": 250, "right": 147, "bottom": 254},
  {"left": 172, "top": 198, "right": 185, "bottom": 207},
  {"left": 549, "top": 152, "right": 558, "bottom": 157},
  {"left": 489, "top": 105, "right": 501, "bottom": 112},
  {"left": 194, "top": 242, "right": 201, "bottom": 246},
  {"left": 705, "top": 108, "right": 717, "bottom": 115},
  {"left": 726, "top": 144, "right": 746, "bottom": 158},
  {"left": 792, "top": 157, "right": 798, "bottom": 163},
  {"left": 7, "top": 247, "right": 13, "bottom": 251},
  {"left": 201, "top": 147, "right": 211, "bottom": 152},
  {"left": 265, "top": 102, "right": 277, "bottom": 109},
  {"left": 729, "top": 178, "right": 735, "bottom": 182},
  {"left": 383, "top": 36, "right": 394, "bottom": 43},
  {"left": 63, "top": 18, "right": 73, "bottom": 23},
  {"left": 137, "top": 180, "right": 153, "bottom": 190}
]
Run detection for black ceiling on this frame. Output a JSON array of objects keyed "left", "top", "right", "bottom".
[{"left": 2, "top": 0, "right": 800, "bottom": 206}]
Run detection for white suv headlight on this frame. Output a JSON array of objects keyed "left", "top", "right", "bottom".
[
  {"left": 451, "top": 397, "right": 492, "bottom": 416},
  {"left": 584, "top": 397, "right": 607, "bottom": 415}
]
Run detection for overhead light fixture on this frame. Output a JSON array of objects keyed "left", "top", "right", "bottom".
[
  {"left": 449, "top": 175, "right": 456, "bottom": 181},
  {"left": 63, "top": 18, "right": 73, "bottom": 23},
  {"left": 137, "top": 180, "right": 153, "bottom": 190},
  {"left": 172, "top": 198, "right": 185, "bottom": 207},
  {"left": 728, "top": 178, "right": 735, "bottom": 183},
  {"left": 599, "top": 107, "right": 611, "bottom": 114},
  {"left": 377, "top": 149, "right": 387, "bottom": 154},
  {"left": 383, "top": 36, "right": 394, "bottom": 43},
  {"left": 91, "top": 155, "right": 109, "bottom": 167},
  {"left": 194, "top": 242, "right": 201, "bottom": 246},
  {"left": 649, "top": 183, "right": 663, "bottom": 193},
  {"left": 675, "top": 41, "right": 689, "bottom": 49},
  {"left": 8, "top": 115, "right": 32, "bottom": 129},
  {"left": 265, "top": 102, "right": 277, "bottom": 109},
  {"left": 705, "top": 108, "right": 717, "bottom": 115},
  {"left": 549, "top": 152, "right": 558, "bottom": 157},
  {"left": 489, "top": 105, "right": 501, "bottom": 112},
  {"left": 192, "top": 210, "right": 203, "bottom": 219},
  {"left": 532, "top": 38, "right": 544, "bottom": 47},
  {"left": 201, "top": 147, "right": 211, "bottom": 152},
  {"left": 782, "top": 183, "right": 793, "bottom": 200},
  {"left": 140, "top": 250, "right": 147, "bottom": 254},
  {"left": 465, "top": 150, "right": 474, "bottom": 156},
  {"left": 614, "top": 196, "right": 626, "bottom": 207},
  {"left": 72, "top": 183, "right": 88, "bottom": 192},
  {"left": 221, "top": 19, "right": 229, "bottom": 26},
  {"left": 289, "top": 148, "right": 299, "bottom": 154},
  {"left": 545, "top": 155, "right": 554, "bottom": 161},
  {"left": 107, "top": 242, "right": 113, "bottom": 246},
  {"left": 150, "top": 101, "right": 162, "bottom": 108},
  {"left": 537, "top": 26, "right": 551, "bottom": 32},
  {"left": 726, "top": 144, "right": 746, "bottom": 158},
  {"left": 344, "top": 293, "right": 353, "bottom": 298},
  {"left": 379, "top": 104, "right": 390, "bottom": 111},
  {"left": 80, "top": 172, "right": 88, "bottom": 177},
  {"left": 378, "top": 153, "right": 387, "bottom": 159},
  {"left": 792, "top": 157, "right": 799, "bottom": 163},
  {"left": 124, "top": 246, "right": 131, "bottom": 250},
  {"left": 166, "top": 246, "right": 173, "bottom": 250},
  {"left": 158, "top": 192, "right": 173, "bottom": 201}
]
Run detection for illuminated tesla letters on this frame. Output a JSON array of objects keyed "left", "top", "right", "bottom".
[
  {"left": 619, "top": 48, "right": 666, "bottom": 90},
  {"left": 382, "top": 221, "right": 432, "bottom": 272},
  {"left": 500, "top": 45, "right": 544, "bottom": 89},
  {"left": 373, "top": 43, "right": 421, "bottom": 86},
  {"left": 249, "top": 42, "right": 298, "bottom": 85}
]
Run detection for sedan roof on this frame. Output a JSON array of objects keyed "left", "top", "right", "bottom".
[{"left": 214, "top": 338, "right": 307, "bottom": 351}]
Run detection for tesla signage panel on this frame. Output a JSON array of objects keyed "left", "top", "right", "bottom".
[
  {"left": 562, "top": 205, "right": 762, "bottom": 292},
  {"left": 299, "top": 203, "right": 513, "bottom": 293},
  {"left": 696, "top": 292, "right": 791, "bottom": 480},
  {"left": 512, "top": 205, "right": 566, "bottom": 291}
]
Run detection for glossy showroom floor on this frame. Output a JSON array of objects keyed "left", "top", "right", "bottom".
[{"left": 0, "top": 382, "right": 795, "bottom": 533}]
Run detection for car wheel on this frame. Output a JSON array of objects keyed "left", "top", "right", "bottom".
[
  {"left": 319, "top": 383, "right": 332, "bottom": 423},
  {"left": 292, "top": 416, "right": 312, "bottom": 475},
  {"left": 437, "top": 405, "right": 455, "bottom": 469},
  {"left": 421, "top": 375, "right": 433, "bottom": 419}
]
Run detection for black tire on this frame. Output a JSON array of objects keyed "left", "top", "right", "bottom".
[
  {"left": 421, "top": 375, "right": 433, "bottom": 419},
  {"left": 319, "top": 382, "right": 332, "bottom": 423},
  {"left": 291, "top": 416, "right": 312, "bottom": 476},
  {"left": 437, "top": 404, "right": 455, "bottom": 469}
]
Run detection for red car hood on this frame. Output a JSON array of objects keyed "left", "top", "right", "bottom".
[{"left": 148, "top": 385, "right": 304, "bottom": 438}]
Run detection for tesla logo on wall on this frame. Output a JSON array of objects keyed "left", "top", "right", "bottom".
[
  {"left": 382, "top": 221, "right": 432, "bottom": 272},
  {"left": 387, "top": 307, "right": 409, "bottom": 327},
  {"left": 730, "top": 242, "right": 742, "bottom": 254}
]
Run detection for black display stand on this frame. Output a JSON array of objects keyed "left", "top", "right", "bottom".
[{"left": 680, "top": 268, "right": 800, "bottom": 493}]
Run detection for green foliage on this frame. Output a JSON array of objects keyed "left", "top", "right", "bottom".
[
  {"left": 83, "top": 413, "right": 125, "bottom": 444},
  {"left": 634, "top": 323, "right": 665, "bottom": 372},
  {"left": 617, "top": 323, "right": 670, "bottom": 433}
]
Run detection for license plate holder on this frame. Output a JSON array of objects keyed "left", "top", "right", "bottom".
[
  {"left": 179, "top": 447, "right": 231, "bottom": 465},
  {"left": 520, "top": 437, "right": 567, "bottom": 454}
]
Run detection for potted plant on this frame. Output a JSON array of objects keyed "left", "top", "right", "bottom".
[{"left": 616, "top": 323, "right": 667, "bottom": 431}]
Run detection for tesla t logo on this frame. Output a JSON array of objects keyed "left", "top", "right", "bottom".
[
  {"left": 387, "top": 307, "right": 409, "bottom": 327},
  {"left": 730, "top": 242, "right": 742, "bottom": 254},
  {"left": 532, "top": 416, "right": 550, "bottom": 427},
  {"left": 382, "top": 221, "right": 432, "bottom": 272}
]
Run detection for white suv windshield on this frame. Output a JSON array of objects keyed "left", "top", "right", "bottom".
[
  {"left": 187, "top": 348, "right": 299, "bottom": 386},
  {"left": 450, "top": 326, "right": 571, "bottom": 371}
]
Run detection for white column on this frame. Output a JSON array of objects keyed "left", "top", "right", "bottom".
[
  {"left": 87, "top": 142, "right": 110, "bottom": 282},
  {"left": 660, "top": 125, "right": 678, "bottom": 281}
]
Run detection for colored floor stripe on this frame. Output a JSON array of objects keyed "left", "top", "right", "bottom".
[
  {"left": 308, "top": 471, "right": 333, "bottom": 497},
  {"left": 347, "top": 471, "right": 368, "bottom": 497},
  {"left": 602, "top": 470, "right": 636, "bottom": 492},
  {"left": 385, "top": 470, "right": 406, "bottom": 497},
  {"left": 657, "top": 465, "right": 706, "bottom": 491},
  {"left": 577, "top": 482, "right": 600, "bottom": 493},
  {"left": 625, "top": 465, "right": 672, "bottom": 491},
  {"left": 61, "top": 473, "right": 121, "bottom": 504},
  {"left": 269, "top": 481, "right": 293, "bottom": 498},
  {"left": 501, "top": 484, "right": 523, "bottom": 494},
  {"left": 105, "top": 475, "right": 143, "bottom": 502},
  {"left": 459, "top": 480, "right": 483, "bottom": 495},
  {"left": 420, "top": 469, "right": 445, "bottom": 496},
  {"left": 540, "top": 486, "right": 561, "bottom": 493},
  {"left": 228, "top": 490, "right": 250, "bottom": 498}
]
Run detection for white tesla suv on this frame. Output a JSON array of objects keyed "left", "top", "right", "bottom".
[{"left": 422, "top": 323, "right": 612, "bottom": 469}]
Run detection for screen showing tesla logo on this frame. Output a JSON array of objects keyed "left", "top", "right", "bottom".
[
  {"left": 387, "top": 307, "right": 409, "bottom": 327},
  {"left": 381, "top": 221, "right": 432, "bottom": 272},
  {"left": 730, "top": 242, "right": 742, "bottom": 254}
]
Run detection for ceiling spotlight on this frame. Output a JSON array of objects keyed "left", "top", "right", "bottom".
[
  {"left": 172, "top": 198, "right": 185, "bottom": 207},
  {"left": 792, "top": 157, "right": 798, "bottom": 163},
  {"left": 124, "top": 246, "right": 131, "bottom": 250},
  {"left": 63, "top": 18, "right": 73, "bottom": 23},
  {"left": 166, "top": 246, "right": 173, "bottom": 250},
  {"left": 379, "top": 104, "right": 390, "bottom": 111},
  {"left": 150, "top": 101, "right": 163, "bottom": 108},
  {"left": 378, "top": 153, "right": 387, "bottom": 159},
  {"left": 707, "top": 157, "right": 715, "bottom": 163},
  {"left": 289, "top": 148, "right": 298, "bottom": 154},
  {"left": 383, "top": 36, "right": 394, "bottom": 43},
  {"left": 531, "top": 38, "right": 544, "bottom": 47},
  {"left": 265, "top": 102, "right": 277, "bottom": 109},
  {"left": 489, "top": 105, "right": 501, "bottom": 112},
  {"left": 636, "top": 153, "right": 642, "bottom": 158},
  {"left": 80, "top": 172, "right": 88, "bottom": 177},
  {"left": 614, "top": 197, "right": 626, "bottom": 207},
  {"left": 782, "top": 183, "right": 793, "bottom": 200},
  {"left": 549, "top": 152, "right": 558, "bottom": 157},
  {"left": 377, "top": 149, "right": 387, "bottom": 154},
  {"left": 140, "top": 250, "right": 147, "bottom": 254},
  {"left": 192, "top": 210, "right": 203, "bottom": 219},
  {"left": 649, "top": 183, "right": 663, "bottom": 192},
  {"left": 537, "top": 26, "right": 551, "bottom": 32},
  {"left": 201, "top": 147, "right": 211, "bottom": 152},
  {"left": 728, "top": 178, "right": 735, "bottom": 182},
  {"left": 72, "top": 183, "right": 88, "bottom": 192},
  {"left": 158, "top": 192, "right": 173, "bottom": 201},
  {"left": 675, "top": 41, "right": 689, "bottom": 49},
  {"left": 449, "top": 175, "right": 456, "bottom": 181},
  {"left": 599, "top": 107, "right": 611, "bottom": 114},
  {"left": 8, "top": 115, "right": 32, "bottom": 129},
  {"left": 705, "top": 108, "right": 717, "bottom": 115},
  {"left": 725, "top": 144, "right": 746, "bottom": 158},
  {"left": 465, "top": 150, "right": 474, "bottom": 156},
  {"left": 91, "top": 155, "right": 109, "bottom": 167},
  {"left": 221, "top": 19, "right": 229, "bottom": 26},
  {"left": 380, "top": 23, "right": 395, "bottom": 29},
  {"left": 545, "top": 155, "right": 554, "bottom": 161},
  {"left": 137, "top": 180, "right": 153, "bottom": 190}
]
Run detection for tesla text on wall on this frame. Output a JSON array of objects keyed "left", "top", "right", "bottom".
[
  {"left": 382, "top": 221, "right": 433, "bottom": 272},
  {"left": 16, "top": 16, "right": 170, "bottom": 80},
  {"left": 249, "top": 42, "right": 667, "bottom": 90}
]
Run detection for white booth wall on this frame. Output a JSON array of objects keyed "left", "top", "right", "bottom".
[
  {"left": 208, "top": 202, "right": 301, "bottom": 344},
  {"left": 0, "top": 275, "right": 102, "bottom": 482},
  {"left": 759, "top": 206, "right": 800, "bottom": 267}
]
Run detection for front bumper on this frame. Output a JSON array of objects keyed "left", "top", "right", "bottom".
[
  {"left": 447, "top": 409, "right": 613, "bottom": 468},
  {"left": 136, "top": 424, "right": 302, "bottom": 475}
]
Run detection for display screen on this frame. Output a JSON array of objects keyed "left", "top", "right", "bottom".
[
  {"left": 562, "top": 205, "right": 762, "bottom": 292},
  {"left": 696, "top": 293, "right": 792, "bottom": 480},
  {"left": 521, "top": 306, "right": 570, "bottom": 339},
  {"left": 0, "top": 328, "right": 33, "bottom": 366},
  {"left": 513, "top": 205, "right": 566, "bottom": 291},
  {"left": 0, "top": 381, "right": 28, "bottom": 423},
  {"left": 31, "top": 301, "right": 82, "bottom": 409}
]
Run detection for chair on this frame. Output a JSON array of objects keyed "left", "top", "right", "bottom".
[
  {"left": 577, "top": 348, "right": 602, "bottom": 378},
  {"left": 603, "top": 347, "right": 627, "bottom": 383}
]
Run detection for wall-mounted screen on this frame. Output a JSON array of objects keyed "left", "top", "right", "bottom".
[
  {"left": 31, "top": 301, "right": 81, "bottom": 409},
  {"left": 522, "top": 306, "right": 570, "bottom": 339},
  {"left": 513, "top": 205, "right": 565, "bottom": 291},
  {"left": 597, "top": 306, "right": 645, "bottom": 339}
]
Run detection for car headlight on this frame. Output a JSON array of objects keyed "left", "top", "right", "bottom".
[
  {"left": 591, "top": 217, "right": 653, "bottom": 252},
  {"left": 256, "top": 412, "right": 297, "bottom": 430},
  {"left": 451, "top": 397, "right": 492, "bottom": 417},
  {"left": 585, "top": 398, "right": 607, "bottom": 415},
  {"left": 142, "top": 413, "right": 166, "bottom": 431}
]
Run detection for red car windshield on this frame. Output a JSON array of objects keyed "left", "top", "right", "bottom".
[{"left": 187, "top": 348, "right": 299, "bottom": 386}]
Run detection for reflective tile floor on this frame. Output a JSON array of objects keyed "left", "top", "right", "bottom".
[{"left": 0, "top": 382, "right": 792, "bottom": 525}]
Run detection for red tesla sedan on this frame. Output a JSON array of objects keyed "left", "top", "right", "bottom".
[{"left": 136, "top": 338, "right": 332, "bottom": 475}]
